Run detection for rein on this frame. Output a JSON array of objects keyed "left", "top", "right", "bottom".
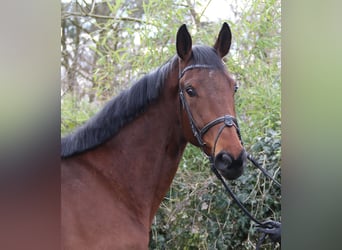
[
  {"left": 179, "top": 64, "right": 281, "bottom": 249},
  {"left": 209, "top": 155, "right": 281, "bottom": 249}
]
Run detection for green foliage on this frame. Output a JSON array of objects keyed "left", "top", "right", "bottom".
[
  {"left": 61, "top": 0, "right": 280, "bottom": 249},
  {"left": 61, "top": 94, "right": 99, "bottom": 136}
]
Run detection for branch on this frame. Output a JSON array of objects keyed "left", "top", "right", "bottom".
[
  {"left": 185, "top": 0, "right": 201, "bottom": 29},
  {"left": 62, "top": 11, "right": 151, "bottom": 25},
  {"left": 199, "top": 0, "right": 213, "bottom": 21}
]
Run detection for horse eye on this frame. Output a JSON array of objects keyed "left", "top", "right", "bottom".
[{"left": 185, "top": 86, "right": 197, "bottom": 97}]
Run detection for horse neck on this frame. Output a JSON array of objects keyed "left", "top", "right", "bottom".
[{"left": 82, "top": 68, "right": 187, "bottom": 227}]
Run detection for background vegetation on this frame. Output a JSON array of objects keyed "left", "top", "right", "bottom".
[{"left": 61, "top": 0, "right": 280, "bottom": 249}]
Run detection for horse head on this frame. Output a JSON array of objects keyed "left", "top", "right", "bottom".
[{"left": 177, "top": 23, "right": 246, "bottom": 180}]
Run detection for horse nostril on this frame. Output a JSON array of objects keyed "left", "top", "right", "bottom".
[
  {"left": 215, "top": 152, "right": 232, "bottom": 170},
  {"left": 214, "top": 150, "right": 246, "bottom": 180},
  {"left": 221, "top": 153, "right": 232, "bottom": 166}
]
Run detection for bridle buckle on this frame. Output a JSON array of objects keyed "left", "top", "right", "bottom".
[{"left": 224, "top": 115, "right": 234, "bottom": 127}]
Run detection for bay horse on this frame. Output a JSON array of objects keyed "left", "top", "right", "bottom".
[{"left": 61, "top": 23, "right": 246, "bottom": 249}]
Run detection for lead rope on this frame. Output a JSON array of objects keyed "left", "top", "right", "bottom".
[{"left": 209, "top": 154, "right": 281, "bottom": 249}]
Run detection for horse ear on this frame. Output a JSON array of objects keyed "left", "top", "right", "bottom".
[
  {"left": 214, "top": 22, "right": 232, "bottom": 58},
  {"left": 176, "top": 24, "right": 192, "bottom": 61}
]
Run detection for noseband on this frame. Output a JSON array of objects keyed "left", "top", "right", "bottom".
[{"left": 178, "top": 64, "right": 242, "bottom": 157}]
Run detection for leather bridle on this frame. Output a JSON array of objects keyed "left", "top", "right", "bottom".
[
  {"left": 178, "top": 64, "right": 242, "bottom": 158},
  {"left": 178, "top": 64, "right": 281, "bottom": 249}
]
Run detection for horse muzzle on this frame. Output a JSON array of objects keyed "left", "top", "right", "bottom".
[{"left": 214, "top": 149, "right": 247, "bottom": 180}]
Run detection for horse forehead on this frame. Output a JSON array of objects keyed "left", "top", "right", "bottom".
[
  {"left": 188, "top": 68, "right": 226, "bottom": 80},
  {"left": 183, "top": 68, "right": 233, "bottom": 88},
  {"left": 200, "top": 69, "right": 233, "bottom": 86},
  {"left": 209, "top": 70, "right": 215, "bottom": 78}
]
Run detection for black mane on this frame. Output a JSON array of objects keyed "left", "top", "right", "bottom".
[{"left": 61, "top": 45, "right": 225, "bottom": 158}]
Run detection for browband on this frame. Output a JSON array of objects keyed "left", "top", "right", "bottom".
[{"left": 179, "top": 64, "right": 215, "bottom": 79}]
